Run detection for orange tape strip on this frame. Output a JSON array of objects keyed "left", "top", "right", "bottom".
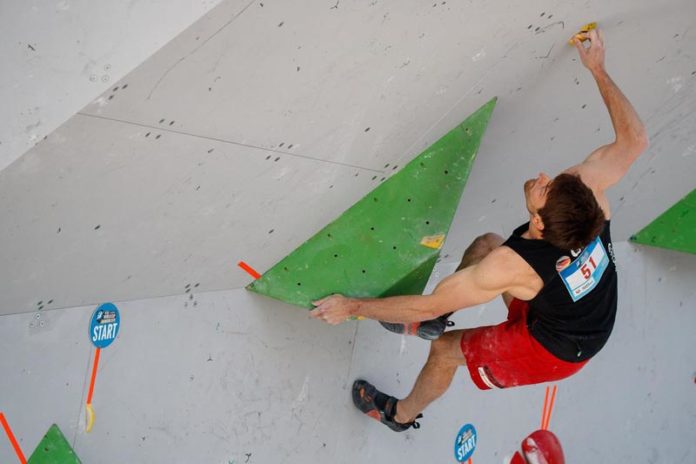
[
  {"left": 0, "top": 412, "right": 27, "bottom": 464},
  {"left": 541, "top": 386, "right": 550, "bottom": 430},
  {"left": 87, "top": 347, "right": 101, "bottom": 404},
  {"left": 543, "top": 385, "right": 558, "bottom": 430},
  {"left": 237, "top": 261, "right": 261, "bottom": 280}
]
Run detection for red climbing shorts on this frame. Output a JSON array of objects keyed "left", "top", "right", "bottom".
[{"left": 460, "top": 298, "right": 589, "bottom": 390}]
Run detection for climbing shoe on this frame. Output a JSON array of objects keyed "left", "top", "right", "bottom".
[
  {"left": 379, "top": 312, "right": 454, "bottom": 340},
  {"left": 351, "top": 379, "right": 422, "bottom": 432}
]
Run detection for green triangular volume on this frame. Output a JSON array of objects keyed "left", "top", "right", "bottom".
[
  {"left": 27, "top": 424, "right": 82, "bottom": 464},
  {"left": 248, "top": 98, "right": 497, "bottom": 308},
  {"left": 630, "top": 188, "right": 696, "bottom": 255}
]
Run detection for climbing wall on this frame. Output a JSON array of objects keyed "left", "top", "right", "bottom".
[
  {"left": 1, "top": 0, "right": 695, "bottom": 463},
  {"left": 631, "top": 188, "right": 696, "bottom": 255},
  {"left": 0, "top": 0, "right": 228, "bottom": 172},
  {"left": 249, "top": 99, "right": 496, "bottom": 307}
]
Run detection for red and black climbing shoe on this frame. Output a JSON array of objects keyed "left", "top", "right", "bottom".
[
  {"left": 351, "top": 379, "right": 422, "bottom": 432},
  {"left": 379, "top": 312, "right": 454, "bottom": 340}
]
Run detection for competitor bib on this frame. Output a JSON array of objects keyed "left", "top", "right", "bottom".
[{"left": 558, "top": 237, "right": 609, "bottom": 302}]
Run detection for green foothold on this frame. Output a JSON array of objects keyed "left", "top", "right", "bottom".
[
  {"left": 27, "top": 424, "right": 82, "bottom": 464},
  {"left": 247, "top": 98, "right": 497, "bottom": 308},
  {"left": 630, "top": 188, "right": 696, "bottom": 255}
]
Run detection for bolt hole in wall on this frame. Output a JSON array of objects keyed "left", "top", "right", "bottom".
[{"left": 106, "top": 84, "right": 129, "bottom": 100}]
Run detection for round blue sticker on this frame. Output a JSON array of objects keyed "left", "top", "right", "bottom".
[
  {"left": 454, "top": 423, "right": 477, "bottom": 462},
  {"left": 89, "top": 303, "right": 120, "bottom": 349}
]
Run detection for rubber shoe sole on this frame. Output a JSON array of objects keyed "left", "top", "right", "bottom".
[
  {"left": 379, "top": 313, "right": 454, "bottom": 340},
  {"left": 351, "top": 379, "right": 421, "bottom": 432}
]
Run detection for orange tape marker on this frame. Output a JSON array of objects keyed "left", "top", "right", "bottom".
[
  {"left": 0, "top": 412, "right": 27, "bottom": 464},
  {"left": 238, "top": 261, "right": 261, "bottom": 280},
  {"left": 85, "top": 347, "right": 101, "bottom": 432},
  {"left": 543, "top": 385, "right": 558, "bottom": 430},
  {"left": 87, "top": 347, "right": 101, "bottom": 405},
  {"left": 541, "top": 386, "right": 550, "bottom": 430}
]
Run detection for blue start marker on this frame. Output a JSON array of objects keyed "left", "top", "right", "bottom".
[
  {"left": 454, "top": 423, "right": 477, "bottom": 462},
  {"left": 89, "top": 303, "right": 120, "bottom": 349}
]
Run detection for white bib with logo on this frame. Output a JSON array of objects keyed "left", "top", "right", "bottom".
[{"left": 558, "top": 237, "right": 609, "bottom": 302}]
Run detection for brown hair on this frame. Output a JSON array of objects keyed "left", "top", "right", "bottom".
[{"left": 538, "top": 173, "right": 605, "bottom": 250}]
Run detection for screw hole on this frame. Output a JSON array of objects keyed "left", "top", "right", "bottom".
[{"left": 444, "top": 170, "right": 449, "bottom": 175}]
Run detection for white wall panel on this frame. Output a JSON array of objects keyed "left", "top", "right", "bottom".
[{"left": 0, "top": 0, "right": 237, "bottom": 172}]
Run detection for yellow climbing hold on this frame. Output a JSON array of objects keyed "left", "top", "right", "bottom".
[
  {"left": 85, "top": 403, "right": 95, "bottom": 433},
  {"left": 420, "top": 234, "right": 446, "bottom": 250},
  {"left": 568, "top": 22, "right": 597, "bottom": 45}
]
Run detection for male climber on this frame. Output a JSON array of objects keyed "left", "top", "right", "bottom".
[{"left": 310, "top": 29, "right": 648, "bottom": 431}]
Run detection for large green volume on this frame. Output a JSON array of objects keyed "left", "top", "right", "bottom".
[
  {"left": 247, "top": 98, "right": 497, "bottom": 307},
  {"left": 630, "top": 188, "right": 696, "bottom": 255},
  {"left": 27, "top": 424, "right": 82, "bottom": 464}
]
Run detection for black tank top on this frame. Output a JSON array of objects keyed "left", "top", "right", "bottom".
[{"left": 503, "top": 221, "right": 618, "bottom": 362}]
